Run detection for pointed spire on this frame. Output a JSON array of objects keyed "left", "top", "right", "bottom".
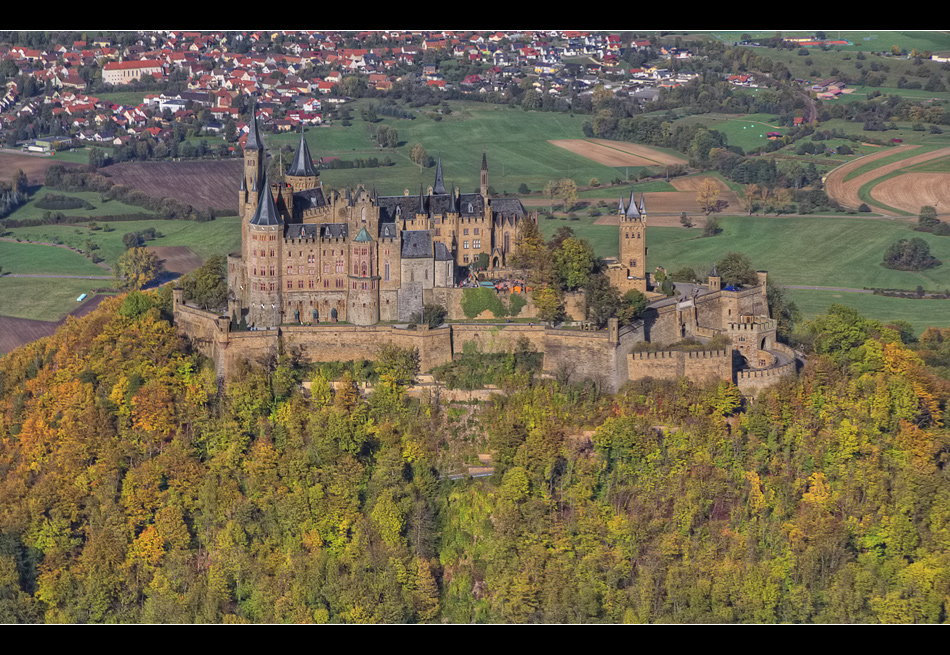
[
  {"left": 418, "top": 184, "right": 426, "bottom": 214},
  {"left": 249, "top": 172, "right": 282, "bottom": 226},
  {"left": 244, "top": 100, "right": 264, "bottom": 151},
  {"left": 434, "top": 154, "right": 446, "bottom": 195},
  {"left": 448, "top": 183, "right": 457, "bottom": 213},
  {"left": 287, "top": 131, "right": 318, "bottom": 177},
  {"left": 639, "top": 193, "right": 646, "bottom": 214},
  {"left": 617, "top": 195, "right": 626, "bottom": 214},
  {"left": 481, "top": 148, "right": 487, "bottom": 171},
  {"left": 625, "top": 187, "right": 640, "bottom": 218}
]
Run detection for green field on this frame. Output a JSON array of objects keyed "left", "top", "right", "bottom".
[
  {"left": 787, "top": 288, "right": 950, "bottom": 335},
  {"left": 3, "top": 216, "right": 242, "bottom": 268},
  {"left": 6, "top": 187, "right": 158, "bottom": 221},
  {"left": 0, "top": 240, "right": 108, "bottom": 276},
  {"left": 645, "top": 215, "right": 950, "bottom": 290},
  {"left": 269, "top": 101, "right": 621, "bottom": 196},
  {"left": 0, "top": 277, "right": 105, "bottom": 321}
]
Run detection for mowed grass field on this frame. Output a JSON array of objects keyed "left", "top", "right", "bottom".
[
  {"left": 0, "top": 240, "right": 108, "bottom": 276},
  {"left": 0, "top": 277, "right": 104, "bottom": 321},
  {"left": 3, "top": 216, "right": 242, "bottom": 268},
  {"left": 269, "top": 101, "right": 621, "bottom": 196},
  {"left": 786, "top": 288, "right": 950, "bottom": 335},
  {"left": 645, "top": 215, "right": 950, "bottom": 290}
]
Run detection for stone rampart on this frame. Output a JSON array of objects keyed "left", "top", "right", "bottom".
[{"left": 627, "top": 348, "right": 733, "bottom": 385}]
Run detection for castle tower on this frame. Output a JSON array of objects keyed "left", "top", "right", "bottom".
[
  {"left": 242, "top": 101, "right": 265, "bottom": 214},
  {"left": 246, "top": 171, "right": 284, "bottom": 328},
  {"left": 348, "top": 226, "right": 380, "bottom": 326},
  {"left": 285, "top": 131, "right": 319, "bottom": 193},
  {"left": 618, "top": 188, "right": 647, "bottom": 289},
  {"left": 708, "top": 264, "right": 721, "bottom": 292}
]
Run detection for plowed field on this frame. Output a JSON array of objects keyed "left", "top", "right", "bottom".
[
  {"left": 101, "top": 159, "right": 243, "bottom": 211},
  {"left": 548, "top": 139, "right": 688, "bottom": 167}
]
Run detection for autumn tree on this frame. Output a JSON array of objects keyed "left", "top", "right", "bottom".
[
  {"left": 114, "top": 247, "right": 162, "bottom": 291},
  {"left": 696, "top": 178, "right": 727, "bottom": 215},
  {"left": 545, "top": 178, "right": 578, "bottom": 212}
]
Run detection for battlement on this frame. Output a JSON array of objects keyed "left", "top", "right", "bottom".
[
  {"left": 630, "top": 348, "right": 729, "bottom": 361},
  {"left": 727, "top": 318, "right": 776, "bottom": 333}
]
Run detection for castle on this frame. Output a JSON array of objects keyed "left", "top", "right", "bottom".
[
  {"left": 173, "top": 109, "right": 794, "bottom": 397},
  {"left": 227, "top": 107, "right": 534, "bottom": 328}
]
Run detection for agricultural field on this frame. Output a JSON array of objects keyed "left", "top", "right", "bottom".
[
  {"left": 270, "top": 100, "right": 622, "bottom": 196},
  {"left": 0, "top": 149, "right": 85, "bottom": 186},
  {"left": 0, "top": 276, "right": 107, "bottom": 323},
  {"left": 674, "top": 113, "right": 791, "bottom": 152},
  {"left": 0, "top": 240, "right": 109, "bottom": 276},
  {"left": 645, "top": 215, "right": 950, "bottom": 291},
  {"left": 824, "top": 144, "right": 950, "bottom": 215},
  {"left": 5, "top": 187, "right": 158, "bottom": 221},
  {"left": 99, "top": 159, "right": 243, "bottom": 211},
  {"left": 786, "top": 287, "right": 950, "bottom": 336},
  {"left": 2, "top": 215, "right": 242, "bottom": 268}
]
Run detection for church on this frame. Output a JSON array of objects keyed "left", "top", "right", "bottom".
[{"left": 227, "top": 107, "right": 536, "bottom": 328}]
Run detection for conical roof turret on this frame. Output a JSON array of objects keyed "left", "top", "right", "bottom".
[
  {"left": 249, "top": 172, "right": 282, "bottom": 226},
  {"left": 434, "top": 154, "right": 446, "bottom": 195},
  {"left": 245, "top": 101, "right": 264, "bottom": 151},
  {"left": 286, "top": 131, "right": 317, "bottom": 177}
]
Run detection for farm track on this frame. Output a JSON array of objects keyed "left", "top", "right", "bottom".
[{"left": 825, "top": 145, "right": 950, "bottom": 216}]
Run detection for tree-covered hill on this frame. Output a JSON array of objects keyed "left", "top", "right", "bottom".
[{"left": 0, "top": 294, "right": 949, "bottom": 623}]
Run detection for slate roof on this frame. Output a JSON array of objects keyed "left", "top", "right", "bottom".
[
  {"left": 245, "top": 102, "right": 264, "bottom": 151},
  {"left": 489, "top": 198, "right": 526, "bottom": 217},
  {"left": 379, "top": 222, "right": 398, "bottom": 239},
  {"left": 285, "top": 223, "right": 321, "bottom": 239},
  {"left": 434, "top": 241, "right": 453, "bottom": 261},
  {"left": 401, "top": 230, "right": 432, "bottom": 258},
  {"left": 287, "top": 131, "right": 318, "bottom": 177},
  {"left": 249, "top": 175, "right": 282, "bottom": 226},
  {"left": 292, "top": 187, "right": 327, "bottom": 212}
]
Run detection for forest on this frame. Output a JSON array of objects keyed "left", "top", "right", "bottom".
[{"left": 0, "top": 292, "right": 949, "bottom": 623}]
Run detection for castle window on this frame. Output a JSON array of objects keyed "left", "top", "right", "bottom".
[
  {"left": 384, "top": 261, "right": 390, "bottom": 281},
  {"left": 474, "top": 239, "right": 481, "bottom": 249},
  {"left": 463, "top": 255, "right": 470, "bottom": 263},
  {"left": 474, "top": 228, "right": 480, "bottom": 235},
  {"left": 463, "top": 241, "right": 469, "bottom": 249},
  {"left": 287, "top": 280, "right": 293, "bottom": 289},
  {"left": 287, "top": 266, "right": 293, "bottom": 274},
  {"left": 464, "top": 228, "right": 469, "bottom": 236},
  {"left": 298, "top": 280, "right": 304, "bottom": 289}
]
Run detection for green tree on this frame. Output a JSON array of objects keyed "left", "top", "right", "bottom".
[
  {"left": 553, "top": 237, "right": 594, "bottom": 290},
  {"left": 919, "top": 206, "right": 939, "bottom": 231},
  {"left": 716, "top": 252, "right": 759, "bottom": 287},
  {"left": 584, "top": 274, "right": 621, "bottom": 328},
  {"left": 180, "top": 255, "right": 228, "bottom": 312}
]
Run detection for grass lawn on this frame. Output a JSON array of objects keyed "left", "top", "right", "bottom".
[
  {"left": 4, "top": 216, "right": 242, "bottom": 267},
  {"left": 787, "top": 288, "right": 950, "bottom": 336},
  {"left": 0, "top": 277, "right": 107, "bottom": 321},
  {"left": 0, "top": 241, "right": 107, "bottom": 276}
]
